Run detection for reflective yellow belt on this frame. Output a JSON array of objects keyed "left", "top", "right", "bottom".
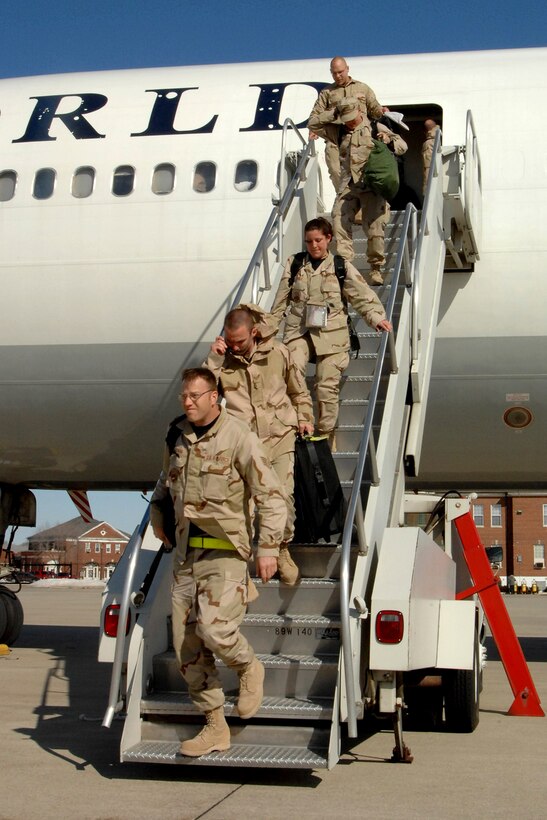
[{"left": 188, "top": 536, "right": 236, "bottom": 551}]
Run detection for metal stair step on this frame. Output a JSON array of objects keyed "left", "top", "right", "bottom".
[
  {"left": 153, "top": 651, "right": 339, "bottom": 698},
  {"left": 122, "top": 740, "right": 328, "bottom": 769},
  {"left": 241, "top": 612, "right": 341, "bottom": 654},
  {"left": 141, "top": 692, "right": 333, "bottom": 720},
  {"left": 246, "top": 577, "right": 340, "bottom": 614}
]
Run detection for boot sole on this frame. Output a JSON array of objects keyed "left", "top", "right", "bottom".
[{"left": 179, "top": 740, "right": 231, "bottom": 757}]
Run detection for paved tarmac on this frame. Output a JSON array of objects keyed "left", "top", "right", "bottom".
[{"left": 1, "top": 586, "right": 546, "bottom": 820}]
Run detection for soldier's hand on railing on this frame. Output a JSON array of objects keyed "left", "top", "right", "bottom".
[
  {"left": 152, "top": 524, "right": 171, "bottom": 548},
  {"left": 376, "top": 319, "right": 393, "bottom": 333},
  {"left": 308, "top": 130, "right": 319, "bottom": 141}
]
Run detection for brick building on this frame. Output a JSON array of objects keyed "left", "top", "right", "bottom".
[
  {"left": 18, "top": 517, "right": 130, "bottom": 580},
  {"left": 470, "top": 495, "right": 546, "bottom": 583}
]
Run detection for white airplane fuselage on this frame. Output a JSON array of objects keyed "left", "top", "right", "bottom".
[{"left": 1, "top": 48, "right": 546, "bottom": 490}]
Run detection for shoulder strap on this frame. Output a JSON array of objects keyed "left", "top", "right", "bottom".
[
  {"left": 288, "top": 252, "right": 307, "bottom": 288},
  {"left": 165, "top": 413, "right": 186, "bottom": 454},
  {"left": 333, "top": 254, "right": 346, "bottom": 290},
  {"left": 290, "top": 252, "right": 346, "bottom": 292}
]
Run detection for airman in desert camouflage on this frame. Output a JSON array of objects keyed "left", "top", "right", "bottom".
[
  {"left": 422, "top": 118, "right": 441, "bottom": 194},
  {"left": 205, "top": 304, "right": 314, "bottom": 584},
  {"left": 308, "top": 55, "right": 384, "bottom": 193},
  {"left": 150, "top": 367, "right": 287, "bottom": 757},
  {"left": 270, "top": 218, "right": 392, "bottom": 448}
]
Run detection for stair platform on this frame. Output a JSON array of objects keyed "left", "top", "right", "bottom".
[{"left": 123, "top": 740, "right": 328, "bottom": 768}]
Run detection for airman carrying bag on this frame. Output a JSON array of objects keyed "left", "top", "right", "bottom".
[{"left": 361, "top": 139, "right": 399, "bottom": 200}]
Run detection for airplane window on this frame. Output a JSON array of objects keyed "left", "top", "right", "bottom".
[
  {"left": 33, "top": 168, "right": 56, "bottom": 200},
  {"left": 234, "top": 160, "right": 257, "bottom": 192},
  {"left": 0, "top": 170, "right": 17, "bottom": 201},
  {"left": 72, "top": 166, "right": 95, "bottom": 199},
  {"left": 152, "top": 163, "right": 175, "bottom": 195},
  {"left": 112, "top": 165, "right": 135, "bottom": 197},
  {"left": 193, "top": 162, "right": 216, "bottom": 193}
]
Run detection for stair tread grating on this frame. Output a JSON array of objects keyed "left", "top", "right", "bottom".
[
  {"left": 123, "top": 740, "right": 328, "bottom": 768},
  {"left": 243, "top": 613, "right": 340, "bottom": 626},
  {"left": 155, "top": 651, "right": 339, "bottom": 667},
  {"left": 141, "top": 692, "right": 333, "bottom": 719}
]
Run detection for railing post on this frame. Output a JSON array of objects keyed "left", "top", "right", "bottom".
[{"left": 102, "top": 506, "right": 150, "bottom": 729}]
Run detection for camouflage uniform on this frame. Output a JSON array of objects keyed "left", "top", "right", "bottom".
[
  {"left": 270, "top": 253, "right": 386, "bottom": 435},
  {"left": 150, "top": 407, "right": 286, "bottom": 712},
  {"left": 308, "top": 78, "right": 383, "bottom": 193},
  {"left": 331, "top": 119, "right": 408, "bottom": 266},
  {"left": 205, "top": 305, "right": 313, "bottom": 543},
  {"left": 422, "top": 123, "right": 441, "bottom": 194}
]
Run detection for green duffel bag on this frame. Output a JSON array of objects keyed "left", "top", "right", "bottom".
[{"left": 361, "top": 139, "right": 399, "bottom": 199}]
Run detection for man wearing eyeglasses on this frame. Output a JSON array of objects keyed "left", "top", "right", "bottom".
[{"left": 150, "top": 367, "right": 287, "bottom": 757}]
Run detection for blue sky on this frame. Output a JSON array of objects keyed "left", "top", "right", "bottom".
[
  {"left": 2, "top": 0, "right": 546, "bottom": 79},
  {"left": 3, "top": 1, "right": 546, "bottom": 542}
]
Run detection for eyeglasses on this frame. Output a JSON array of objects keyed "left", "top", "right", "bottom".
[{"left": 178, "top": 389, "right": 215, "bottom": 403}]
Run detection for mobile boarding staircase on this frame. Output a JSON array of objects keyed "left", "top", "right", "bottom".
[{"left": 101, "top": 114, "right": 493, "bottom": 769}]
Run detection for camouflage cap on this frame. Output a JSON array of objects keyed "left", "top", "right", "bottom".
[{"left": 337, "top": 97, "right": 360, "bottom": 123}]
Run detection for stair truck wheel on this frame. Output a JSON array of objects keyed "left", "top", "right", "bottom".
[
  {"left": 442, "top": 631, "right": 480, "bottom": 732},
  {"left": 0, "top": 594, "right": 8, "bottom": 643},
  {"left": 0, "top": 587, "right": 24, "bottom": 645}
]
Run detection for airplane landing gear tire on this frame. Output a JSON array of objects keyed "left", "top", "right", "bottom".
[{"left": 0, "top": 587, "right": 24, "bottom": 645}]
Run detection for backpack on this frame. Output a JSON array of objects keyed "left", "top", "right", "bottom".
[
  {"left": 361, "top": 138, "right": 400, "bottom": 200},
  {"left": 154, "top": 413, "right": 186, "bottom": 548},
  {"left": 288, "top": 252, "right": 360, "bottom": 358}
]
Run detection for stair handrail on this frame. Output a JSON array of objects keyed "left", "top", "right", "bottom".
[
  {"left": 463, "top": 109, "right": 482, "bottom": 258},
  {"left": 339, "top": 204, "right": 418, "bottom": 737},
  {"left": 230, "top": 121, "right": 317, "bottom": 308},
  {"left": 103, "top": 128, "right": 318, "bottom": 728},
  {"left": 411, "top": 126, "right": 442, "bottom": 360},
  {"left": 102, "top": 505, "right": 150, "bottom": 728}
]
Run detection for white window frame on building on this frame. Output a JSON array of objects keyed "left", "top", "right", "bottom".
[
  {"left": 533, "top": 543, "right": 545, "bottom": 569},
  {"left": 103, "top": 563, "right": 116, "bottom": 580},
  {"left": 491, "top": 504, "right": 502, "bottom": 527},
  {"left": 85, "top": 542, "right": 91, "bottom": 553},
  {"left": 115, "top": 543, "right": 121, "bottom": 553},
  {"left": 106, "top": 543, "right": 112, "bottom": 554},
  {"left": 543, "top": 504, "right": 547, "bottom": 527},
  {"left": 82, "top": 562, "right": 100, "bottom": 580},
  {"left": 95, "top": 543, "right": 101, "bottom": 553},
  {"left": 473, "top": 503, "right": 484, "bottom": 527}
]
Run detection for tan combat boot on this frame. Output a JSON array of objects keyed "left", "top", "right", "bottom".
[
  {"left": 237, "top": 657, "right": 265, "bottom": 719},
  {"left": 179, "top": 706, "right": 231, "bottom": 756},
  {"left": 370, "top": 269, "right": 384, "bottom": 286},
  {"left": 277, "top": 545, "right": 300, "bottom": 585}
]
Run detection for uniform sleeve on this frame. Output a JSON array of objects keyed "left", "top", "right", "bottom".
[
  {"left": 343, "top": 261, "right": 387, "bottom": 329},
  {"left": 234, "top": 431, "right": 287, "bottom": 557},
  {"left": 283, "top": 344, "right": 314, "bottom": 427},
  {"left": 203, "top": 349, "right": 226, "bottom": 382},
  {"left": 361, "top": 84, "right": 383, "bottom": 121},
  {"left": 308, "top": 86, "right": 332, "bottom": 122},
  {"left": 149, "top": 445, "right": 171, "bottom": 531},
  {"left": 269, "top": 256, "right": 294, "bottom": 332},
  {"left": 377, "top": 123, "right": 408, "bottom": 157},
  {"left": 307, "top": 105, "right": 340, "bottom": 140},
  {"left": 391, "top": 133, "right": 408, "bottom": 156}
]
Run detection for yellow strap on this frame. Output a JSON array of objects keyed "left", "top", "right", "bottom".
[{"left": 188, "top": 536, "right": 236, "bottom": 551}]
